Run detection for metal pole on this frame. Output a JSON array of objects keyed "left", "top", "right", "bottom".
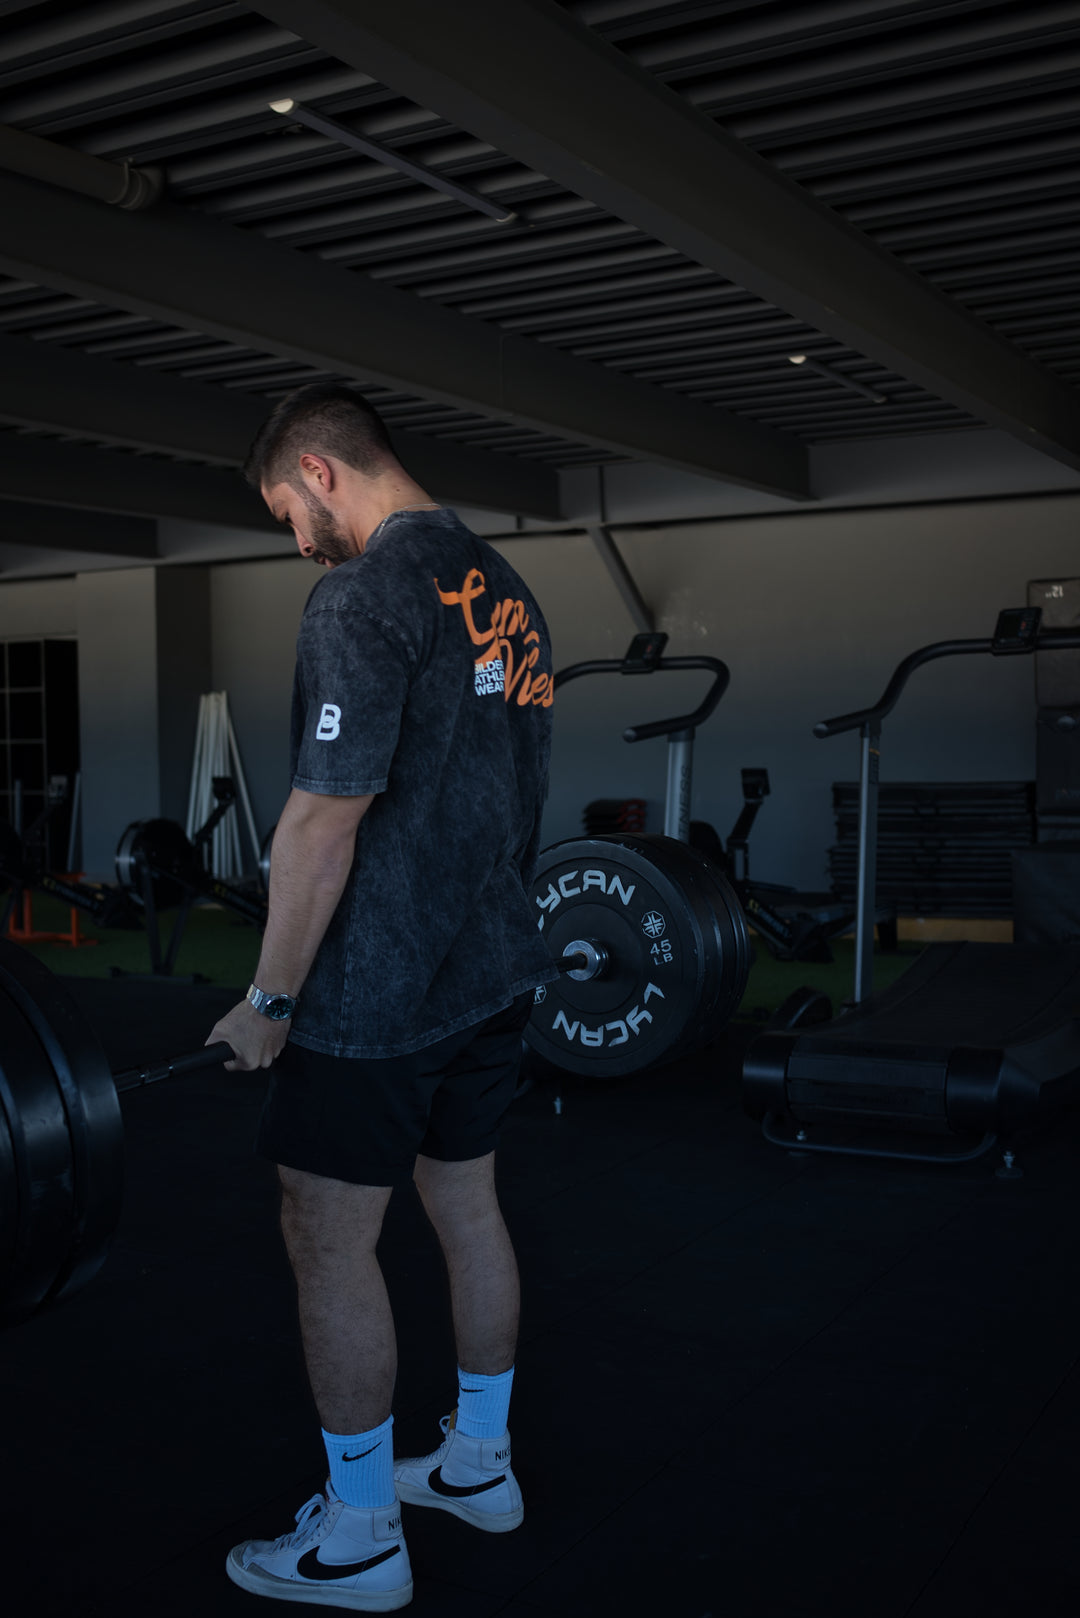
[
  {"left": 66, "top": 772, "right": 81, "bottom": 872},
  {"left": 664, "top": 730, "right": 694, "bottom": 841},
  {"left": 853, "top": 719, "right": 881, "bottom": 1004},
  {"left": 587, "top": 525, "right": 654, "bottom": 634}
]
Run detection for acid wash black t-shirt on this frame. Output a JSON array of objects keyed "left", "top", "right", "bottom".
[{"left": 287, "top": 507, "right": 558, "bottom": 1059}]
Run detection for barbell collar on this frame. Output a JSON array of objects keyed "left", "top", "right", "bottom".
[{"left": 561, "top": 940, "right": 609, "bottom": 982}]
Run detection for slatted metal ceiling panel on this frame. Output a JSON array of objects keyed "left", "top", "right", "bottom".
[
  {"left": 568, "top": 0, "right": 1080, "bottom": 425},
  {"left": 0, "top": 2, "right": 625, "bottom": 467},
  {"left": 0, "top": 0, "right": 1075, "bottom": 461}
]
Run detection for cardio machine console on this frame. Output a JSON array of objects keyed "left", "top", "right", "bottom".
[
  {"left": 620, "top": 631, "right": 669, "bottom": 673},
  {"left": 991, "top": 606, "right": 1041, "bottom": 654}
]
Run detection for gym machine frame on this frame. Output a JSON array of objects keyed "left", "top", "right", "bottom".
[
  {"left": 744, "top": 607, "right": 1080, "bottom": 1165},
  {"left": 115, "top": 777, "right": 268, "bottom": 978},
  {"left": 552, "top": 631, "right": 728, "bottom": 843}
]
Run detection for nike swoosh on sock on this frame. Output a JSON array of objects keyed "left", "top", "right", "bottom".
[
  {"left": 427, "top": 1467, "right": 506, "bottom": 1499},
  {"left": 296, "top": 1544, "right": 400, "bottom": 1582},
  {"left": 341, "top": 1444, "right": 380, "bottom": 1462}
]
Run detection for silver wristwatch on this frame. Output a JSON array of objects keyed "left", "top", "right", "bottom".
[{"left": 246, "top": 983, "right": 297, "bottom": 1021}]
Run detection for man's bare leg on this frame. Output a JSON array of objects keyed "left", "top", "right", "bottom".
[
  {"left": 412, "top": 1151, "right": 519, "bottom": 1375},
  {"left": 394, "top": 1151, "right": 524, "bottom": 1530},
  {"left": 226, "top": 1170, "right": 410, "bottom": 1604},
  {"left": 278, "top": 1164, "right": 396, "bottom": 1433}
]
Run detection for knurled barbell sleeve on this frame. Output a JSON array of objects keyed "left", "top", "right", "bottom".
[{"left": 113, "top": 1041, "right": 235, "bottom": 1094}]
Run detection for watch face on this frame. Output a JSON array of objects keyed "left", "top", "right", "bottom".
[{"left": 247, "top": 985, "right": 295, "bottom": 1020}]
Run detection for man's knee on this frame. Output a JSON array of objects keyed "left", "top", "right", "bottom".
[
  {"left": 278, "top": 1164, "right": 392, "bottom": 1252},
  {"left": 413, "top": 1152, "right": 501, "bottom": 1236}
]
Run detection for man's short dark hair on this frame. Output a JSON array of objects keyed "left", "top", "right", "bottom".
[{"left": 244, "top": 383, "right": 398, "bottom": 490}]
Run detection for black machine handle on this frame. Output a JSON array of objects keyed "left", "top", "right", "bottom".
[
  {"left": 813, "top": 625, "right": 1080, "bottom": 739},
  {"left": 554, "top": 654, "right": 731, "bottom": 743},
  {"left": 190, "top": 777, "right": 238, "bottom": 853}
]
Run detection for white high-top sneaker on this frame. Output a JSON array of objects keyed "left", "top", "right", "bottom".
[
  {"left": 393, "top": 1412, "right": 523, "bottom": 1532},
  {"left": 226, "top": 1487, "right": 412, "bottom": 1610}
]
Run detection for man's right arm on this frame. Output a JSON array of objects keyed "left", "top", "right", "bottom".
[{"left": 206, "top": 785, "right": 373, "bottom": 1070}]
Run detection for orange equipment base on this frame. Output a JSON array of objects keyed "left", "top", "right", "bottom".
[{"left": 6, "top": 880, "right": 100, "bottom": 949}]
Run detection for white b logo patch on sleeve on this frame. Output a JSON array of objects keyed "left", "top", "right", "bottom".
[{"left": 316, "top": 702, "right": 342, "bottom": 740}]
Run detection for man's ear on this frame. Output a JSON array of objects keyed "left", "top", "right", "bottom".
[{"left": 298, "top": 452, "right": 335, "bottom": 493}]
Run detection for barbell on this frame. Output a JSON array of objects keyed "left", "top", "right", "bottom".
[
  {"left": 0, "top": 935, "right": 605, "bottom": 1329},
  {"left": 1, "top": 829, "right": 756, "bottom": 1326},
  {"left": 258, "top": 827, "right": 753, "bottom": 1082},
  {"left": 0, "top": 938, "right": 234, "bottom": 1327}
]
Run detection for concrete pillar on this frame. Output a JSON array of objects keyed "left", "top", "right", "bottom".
[{"left": 76, "top": 566, "right": 210, "bottom": 878}]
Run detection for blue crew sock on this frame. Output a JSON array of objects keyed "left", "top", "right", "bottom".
[
  {"left": 455, "top": 1366, "right": 515, "bottom": 1440},
  {"left": 322, "top": 1415, "right": 395, "bottom": 1509}
]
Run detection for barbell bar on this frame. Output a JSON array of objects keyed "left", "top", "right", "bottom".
[
  {"left": 0, "top": 940, "right": 594, "bottom": 1327},
  {"left": 1, "top": 832, "right": 753, "bottom": 1327}
]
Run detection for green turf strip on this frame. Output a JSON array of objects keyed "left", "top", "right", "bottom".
[
  {"left": 735, "top": 935, "right": 922, "bottom": 1023},
  {"left": 6, "top": 893, "right": 260, "bottom": 988},
  {"left": 8, "top": 891, "right": 921, "bottom": 1013}
]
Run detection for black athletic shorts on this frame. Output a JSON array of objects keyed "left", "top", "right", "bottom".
[{"left": 255, "top": 993, "right": 533, "bottom": 1187}]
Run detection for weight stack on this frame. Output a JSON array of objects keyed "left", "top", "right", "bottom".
[{"left": 829, "top": 781, "right": 1034, "bottom": 916}]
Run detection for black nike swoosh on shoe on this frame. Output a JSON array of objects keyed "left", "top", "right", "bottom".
[
  {"left": 296, "top": 1544, "right": 401, "bottom": 1583},
  {"left": 427, "top": 1467, "right": 506, "bottom": 1499},
  {"left": 341, "top": 1445, "right": 380, "bottom": 1462}
]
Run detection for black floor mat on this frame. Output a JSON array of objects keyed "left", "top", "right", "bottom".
[{"left": 2, "top": 979, "right": 1078, "bottom": 1617}]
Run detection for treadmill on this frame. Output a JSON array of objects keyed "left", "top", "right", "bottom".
[{"left": 743, "top": 607, "right": 1080, "bottom": 1164}]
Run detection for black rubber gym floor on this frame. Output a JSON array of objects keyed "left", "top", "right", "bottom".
[{"left": 4, "top": 976, "right": 1078, "bottom": 1618}]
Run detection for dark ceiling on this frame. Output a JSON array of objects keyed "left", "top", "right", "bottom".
[{"left": 1, "top": 0, "right": 1079, "bottom": 568}]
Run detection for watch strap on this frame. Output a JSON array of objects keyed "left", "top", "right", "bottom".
[{"left": 246, "top": 983, "right": 297, "bottom": 1019}]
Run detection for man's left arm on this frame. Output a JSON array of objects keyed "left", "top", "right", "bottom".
[{"left": 206, "top": 785, "right": 373, "bottom": 1070}]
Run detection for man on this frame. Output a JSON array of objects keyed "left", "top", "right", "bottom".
[{"left": 208, "top": 383, "right": 557, "bottom": 1612}]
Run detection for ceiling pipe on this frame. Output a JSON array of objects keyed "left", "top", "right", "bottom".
[
  {"left": 0, "top": 123, "right": 161, "bottom": 210},
  {"left": 788, "top": 353, "right": 887, "bottom": 405},
  {"left": 268, "top": 98, "right": 517, "bottom": 225}
]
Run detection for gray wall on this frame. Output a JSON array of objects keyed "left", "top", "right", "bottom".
[
  {"left": 76, "top": 568, "right": 211, "bottom": 876},
  {"left": 77, "top": 570, "right": 163, "bottom": 874},
  {"left": 0, "top": 576, "right": 76, "bottom": 638},
  {"left": 209, "top": 558, "right": 317, "bottom": 837},
  {"left": 156, "top": 567, "right": 212, "bottom": 826}
]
